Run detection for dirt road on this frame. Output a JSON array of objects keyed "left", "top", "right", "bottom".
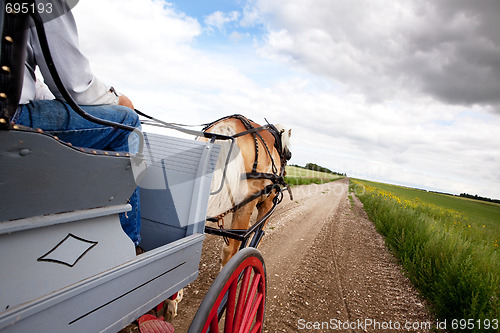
[{"left": 173, "top": 178, "right": 433, "bottom": 332}]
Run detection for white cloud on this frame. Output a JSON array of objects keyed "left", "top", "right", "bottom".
[
  {"left": 229, "top": 31, "right": 244, "bottom": 42},
  {"left": 251, "top": 0, "right": 500, "bottom": 109},
  {"left": 68, "top": 0, "right": 500, "bottom": 199},
  {"left": 72, "top": 0, "right": 256, "bottom": 121},
  {"left": 240, "top": 2, "right": 264, "bottom": 28},
  {"left": 204, "top": 10, "right": 240, "bottom": 33}
]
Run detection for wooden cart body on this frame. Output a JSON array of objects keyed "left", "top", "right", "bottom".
[{"left": 0, "top": 129, "right": 220, "bottom": 332}]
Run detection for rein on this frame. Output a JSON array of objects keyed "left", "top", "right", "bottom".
[{"left": 135, "top": 112, "right": 291, "bottom": 245}]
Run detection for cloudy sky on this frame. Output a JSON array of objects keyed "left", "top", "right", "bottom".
[{"left": 71, "top": 0, "right": 500, "bottom": 199}]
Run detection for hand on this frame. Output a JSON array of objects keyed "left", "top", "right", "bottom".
[{"left": 118, "top": 94, "right": 134, "bottom": 109}]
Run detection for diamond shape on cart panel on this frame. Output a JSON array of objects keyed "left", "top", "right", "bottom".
[{"left": 37, "top": 233, "right": 98, "bottom": 267}]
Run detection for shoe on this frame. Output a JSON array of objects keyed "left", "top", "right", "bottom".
[
  {"left": 135, "top": 246, "right": 146, "bottom": 255},
  {"left": 138, "top": 314, "right": 174, "bottom": 333}
]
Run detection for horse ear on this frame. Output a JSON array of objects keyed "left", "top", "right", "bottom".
[{"left": 288, "top": 129, "right": 292, "bottom": 137}]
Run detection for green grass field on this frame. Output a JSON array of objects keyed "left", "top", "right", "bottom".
[
  {"left": 351, "top": 179, "right": 499, "bottom": 332},
  {"left": 284, "top": 166, "right": 344, "bottom": 186},
  {"left": 354, "top": 179, "right": 500, "bottom": 230}
]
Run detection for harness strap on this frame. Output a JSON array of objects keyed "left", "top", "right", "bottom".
[
  {"left": 204, "top": 114, "right": 292, "bottom": 227},
  {"left": 231, "top": 125, "right": 269, "bottom": 138},
  {"left": 265, "top": 121, "right": 284, "bottom": 157},
  {"left": 236, "top": 184, "right": 279, "bottom": 211},
  {"left": 207, "top": 183, "right": 280, "bottom": 223},
  {"left": 244, "top": 172, "right": 285, "bottom": 185}
]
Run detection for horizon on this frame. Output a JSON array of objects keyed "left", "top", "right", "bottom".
[{"left": 288, "top": 163, "right": 500, "bottom": 201}]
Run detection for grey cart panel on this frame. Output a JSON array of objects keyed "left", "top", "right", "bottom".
[
  {"left": 139, "top": 133, "right": 220, "bottom": 249},
  {"left": 0, "top": 130, "right": 137, "bottom": 222},
  {"left": 0, "top": 130, "right": 220, "bottom": 332},
  {"left": 0, "top": 205, "right": 137, "bottom": 311}
]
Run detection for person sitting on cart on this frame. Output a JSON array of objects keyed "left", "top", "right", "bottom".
[{"left": 12, "top": 2, "right": 142, "bottom": 247}]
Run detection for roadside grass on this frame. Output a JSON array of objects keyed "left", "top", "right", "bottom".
[
  {"left": 350, "top": 179, "right": 499, "bottom": 332},
  {"left": 355, "top": 179, "right": 500, "bottom": 230},
  {"left": 285, "top": 166, "right": 344, "bottom": 186}
]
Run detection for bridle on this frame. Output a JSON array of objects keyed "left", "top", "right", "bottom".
[
  {"left": 204, "top": 115, "right": 292, "bottom": 236},
  {"left": 203, "top": 114, "right": 290, "bottom": 183}
]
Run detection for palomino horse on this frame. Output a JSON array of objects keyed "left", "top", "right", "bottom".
[
  {"left": 202, "top": 115, "right": 292, "bottom": 266},
  {"left": 164, "top": 115, "right": 290, "bottom": 322}
]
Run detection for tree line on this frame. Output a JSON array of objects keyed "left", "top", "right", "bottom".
[
  {"left": 459, "top": 193, "right": 500, "bottom": 204},
  {"left": 290, "top": 163, "right": 346, "bottom": 176}
]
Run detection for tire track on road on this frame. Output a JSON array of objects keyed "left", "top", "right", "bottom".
[
  {"left": 174, "top": 178, "right": 433, "bottom": 332},
  {"left": 263, "top": 179, "right": 433, "bottom": 332},
  {"left": 261, "top": 179, "right": 349, "bottom": 332}
]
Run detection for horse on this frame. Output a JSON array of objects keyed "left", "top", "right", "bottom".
[
  {"left": 163, "top": 115, "right": 291, "bottom": 322},
  {"left": 202, "top": 115, "right": 292, "bottom": 266}
]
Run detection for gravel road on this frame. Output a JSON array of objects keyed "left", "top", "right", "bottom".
[{"left": 172, "top": 178, "right": 433, "bottom": 332}]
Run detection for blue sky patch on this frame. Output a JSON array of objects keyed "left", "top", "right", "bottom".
[{"left": 169, "top": 0, "right": 264, "bottom": 46}]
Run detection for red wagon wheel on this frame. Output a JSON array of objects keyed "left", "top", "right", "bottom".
[{"left": 188, "top": 247, "right": 266, "bottom": 333}]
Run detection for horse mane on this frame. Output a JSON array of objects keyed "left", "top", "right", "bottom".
[{"left": 205, "top": 122, "right": 249, "bottom": 218}]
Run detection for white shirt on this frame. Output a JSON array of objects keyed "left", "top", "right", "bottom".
[{"left": 20, "top": 6, "right": 119, "bottom": 106}]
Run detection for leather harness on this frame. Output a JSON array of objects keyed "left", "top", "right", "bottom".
[{"left": 204, "top": 115, "right": 291, "bottom": 227}]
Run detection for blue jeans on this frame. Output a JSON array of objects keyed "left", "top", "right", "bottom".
[{"left": 14, "top": 99, "right": 142, "bottom": 245}]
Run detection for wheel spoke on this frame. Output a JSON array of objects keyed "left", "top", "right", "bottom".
[
  {"left": 233, "top": 267, "right": 252, "bottom": 331},
  {"left": 238, "top": 273, "right": 261, "bottom": 333},
  {"left": 242, "top": 292, "right": 263, "bottom": 333},
  {"left": 210, "top": 314, "right": 219, "bottom": 333},
  {"left": 224, "top": 279, "right": 238, "bottom": 333},
  {"left": 249, "top": 322, "right": 262, "bottom": 333}
]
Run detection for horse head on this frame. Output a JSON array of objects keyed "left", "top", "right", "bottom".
[{"left": 274, "top": 124, "right": 292, "bottom": 162}]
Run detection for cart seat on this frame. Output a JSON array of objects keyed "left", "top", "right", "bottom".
[{"left": 0, "top": 126, "right": 138, "bottom": 223}]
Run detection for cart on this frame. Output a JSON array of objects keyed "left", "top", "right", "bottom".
[{"left": 0, "top": 4, "right": 279, "bottom": 332}]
